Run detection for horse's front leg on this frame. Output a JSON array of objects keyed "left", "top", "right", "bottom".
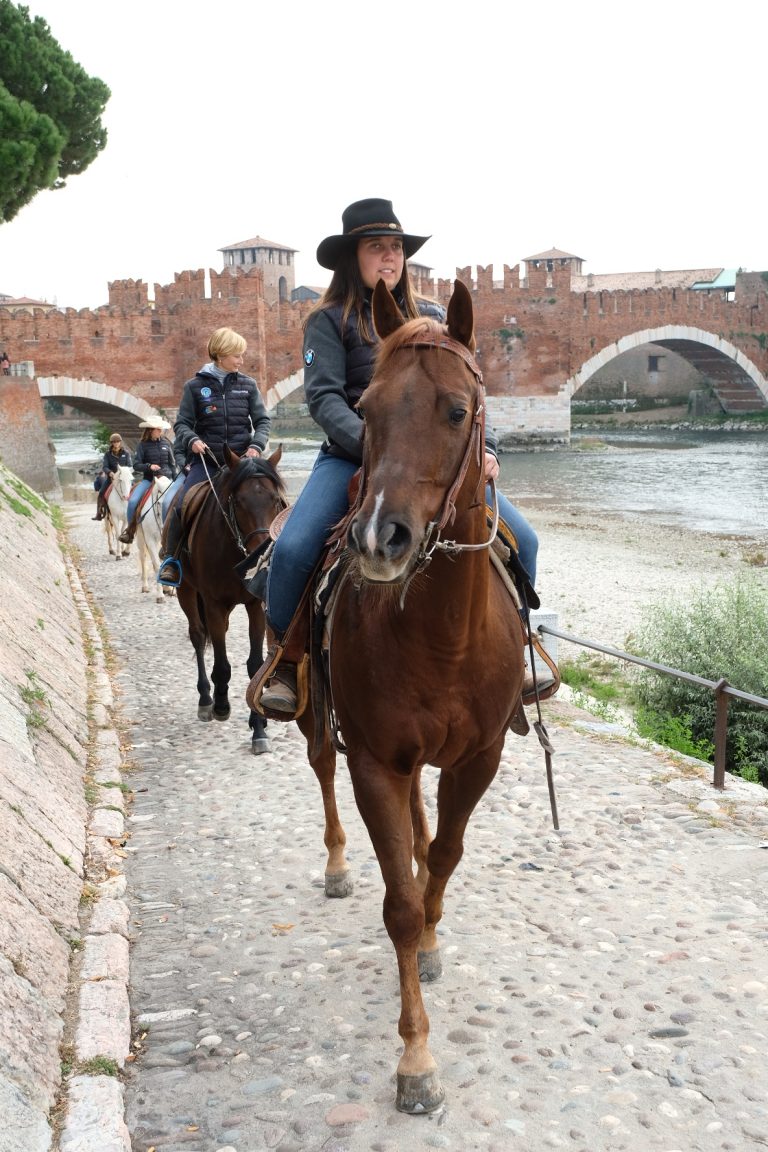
[
  {"left": 410, "top": 765, "right": 431, "bottom": 893},
  {"left": 298, "top": 710, "right": 352, "bottom": 898},
  {"left": 137, "top": 534, "right": 150, "bottom": 594},
  {"left": 178, "top": 585, "right": 213, "bottom": 720},
  {"left": 245, "top": 601, "right": 270, "bottom": 755},
  {"left": 418, "top": 743, "right": 504, "bottom": 983},
  {"left": 349, "top": 758, "right": 443, "bottom": 1114},
  {"left": 206, "top": 602, "right": 232, "bottom": 722}
]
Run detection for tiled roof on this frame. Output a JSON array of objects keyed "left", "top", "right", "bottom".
[
  {"left": 219, "top": 236, "right": 297, "bottom": 253},
  {"left": 571, "top": 268, "right": 724, "bottom": 292},
  {"left": 0, "top": 295, "right": 54, "bottom": 307},
  {"left": 523, "top": 247, "right": 585, "bottom": 262}
]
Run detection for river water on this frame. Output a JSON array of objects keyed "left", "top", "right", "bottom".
[{"left": 52, "top": 426, "right": 767, "bottom": 540}]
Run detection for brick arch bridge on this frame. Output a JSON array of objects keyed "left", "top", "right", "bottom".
[
  {"left": 566, "top": 325, "right": 768, "bottom": 409},
  {"left": 37, "top": 373, "right": 304, "bottom": 447},
  {"left": 37, "top": 377, "right": 166, "bottom": 445}
]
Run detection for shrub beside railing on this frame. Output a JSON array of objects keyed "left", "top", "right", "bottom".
[{"left": 539, "top": 575, "right": 768, "bottom": 790}]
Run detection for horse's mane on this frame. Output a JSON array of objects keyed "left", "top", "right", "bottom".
[
  {"left": 374, "top": 316, "right": 446, "bottom": 375},
  {"left": 218, "top": 455, "right": 287, "bottom": 502}
]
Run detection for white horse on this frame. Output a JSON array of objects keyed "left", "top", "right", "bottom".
[
  {"left": 104, "top": 464, "right": 133, "bottom": 559},
  {"left": 135, "top": 475, "right": 173, "bottom": 601}
]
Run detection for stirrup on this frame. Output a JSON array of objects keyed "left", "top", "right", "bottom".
[{"left": 157, "top": 558, "right": 182, "bottom": 588}]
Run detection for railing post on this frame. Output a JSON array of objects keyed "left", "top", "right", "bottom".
[{"left": 713, "top": 679, "right": 729, "bottom": 791}]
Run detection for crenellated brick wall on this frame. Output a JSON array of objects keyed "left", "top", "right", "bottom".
[{"left": 1, "top": 263, "right": 766, "bottom": 447}]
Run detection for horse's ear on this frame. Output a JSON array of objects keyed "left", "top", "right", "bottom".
[
  {"left": 224, "top": 444, "right": 240, "bottom": 468},
  {"left": 372, "top": 278, "right": 405, "bottom": 340},
  {"left": 446, "top": 279, "right": 474, "bottom": 350},
  {"left": 268, "top": 443, "right": 283, "bottom": 468}
]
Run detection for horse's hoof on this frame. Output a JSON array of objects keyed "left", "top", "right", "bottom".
[
  {"left": 251, "top": 736, "right": 270, "bottom": 755},
  {"left": 213, "top": 706, "right": 231, "bottom": 722},
  {"left": 198, "top": 705, "right": 213, "bottom": 722},
  {"left": 396, "top": 1071, "right": 445, "bottom": 1114},
  {"left": 418, "top": 948, "right": 442, "bottom": 983},
  {"left": 325, "top": 871, "right": 353, "bottom": 899}
]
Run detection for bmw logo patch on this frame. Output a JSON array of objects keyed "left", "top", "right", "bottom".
[{"left": 304, "top": 349, "right": 315, "bottom": 367}]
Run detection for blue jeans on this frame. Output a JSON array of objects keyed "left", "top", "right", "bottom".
[
  {"left": 496, "top": 488, "right": 538, "bottom": 586},
  {"left": 127, "top": 478, "right": 150, "bottom": 523},
  {"left": 162, "top": 473, "right": 185, "bottom": 519},
  {"left": 266, "top": 449, "right": 539, "bottom": 637},
  {"left": 267, "top": 452, "right": 357, "bottom": 636}
]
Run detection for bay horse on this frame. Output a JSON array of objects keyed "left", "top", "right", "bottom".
[
  {"left": 103, "top": 464, "right": 133, "bottom": 559},
  {"left": 134, "top": 474, "right": 172, "bottom": 601},
  {"left": 175, "top": 445, "right": 286, "bottom": 755},
  {"left": 286, "top": 279, "right": 525, "bottom": 1113}
]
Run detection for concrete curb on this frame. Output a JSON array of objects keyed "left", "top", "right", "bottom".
[{"left": 56, "top": 554, "right": 131, "bottom": 1152}]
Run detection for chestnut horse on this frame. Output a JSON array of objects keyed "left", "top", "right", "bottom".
[
  {"left": 175, "top": 445, "right": 286, "bottom": 755},
  {"left": 292, "top": 280, "right": 525, "bottom": 1112}
]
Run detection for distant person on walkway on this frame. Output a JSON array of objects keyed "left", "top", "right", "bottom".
[
  {"left": 0, "top": 352, "right": 10, "bottom": 375},
  {"left": 118, "top": 417, "right": 176, "bottom": 544},
  {"left": 259, "top": 197, "right": 542, "bottom": 716},
  {"left": 92, "top": 433, "right": 132, "bottom": 521},
  {"left": 157, "top": 327, "right": 270, "bottom": 582}
]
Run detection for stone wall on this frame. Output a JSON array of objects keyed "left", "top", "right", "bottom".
[
  {"left": 0, "top": 377, "right": 59, "bottom": 497},
  {"left": 0, "top": 464, "right": 131, "bottom": 1151},
  {"left": 0, "top": 465, "right": 86, "bottom": 1144}
]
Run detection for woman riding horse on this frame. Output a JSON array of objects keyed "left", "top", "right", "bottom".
[
  {"left": 259, "top": 197, "right": 543, "bottom": 715},
  {"left": 158, "top": 327, "right": 270, "bottom": 584}
]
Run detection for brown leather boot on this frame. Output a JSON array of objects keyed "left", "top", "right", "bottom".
[
  {"left": 260, "top": 663, "right": 298, "bottom": 712},
  {"left": 118, "top": 522, "right": 136, "bottom": 544}
]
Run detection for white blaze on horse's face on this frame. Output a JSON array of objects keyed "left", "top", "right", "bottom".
[{"left": 355, "top": 488, "right": 412, "bottom": 583}]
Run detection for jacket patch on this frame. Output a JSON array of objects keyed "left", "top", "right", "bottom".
[{"left": 304, "top": 349, "right": 315, "bottom": 367}]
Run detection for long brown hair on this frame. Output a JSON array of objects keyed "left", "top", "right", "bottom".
[{"left": 304, "top": 246, "right": 426, "bottom": 344}]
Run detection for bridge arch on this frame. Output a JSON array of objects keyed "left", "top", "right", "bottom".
[
  {"left": 566, "top": 326, "right": 768, "bottom": 412},
  {"left": 38, "top": 377, "right": 168, "bottom": 444}
]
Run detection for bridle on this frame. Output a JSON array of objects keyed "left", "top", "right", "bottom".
[
  {"left": 363, "top": 332, "right": 500, "bottom": 577},
  {"left": 201, "top": 452, "right": 286, "bottom": 555}
]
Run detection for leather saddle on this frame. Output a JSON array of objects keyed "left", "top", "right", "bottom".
[
  {"left": 160, "top": 481, "right": 211, "bottom": 555},
  {"left": 244, "top": 501, "right": 559, "bottom": 729}
]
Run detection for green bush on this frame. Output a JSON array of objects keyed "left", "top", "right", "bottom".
[{"left": 633, "top": 576, "right": 768, "bottom": 786}]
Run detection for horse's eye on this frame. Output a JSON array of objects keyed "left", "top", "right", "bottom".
[{"left": 449, "top": 407, "right": 467, "bottom": 426}]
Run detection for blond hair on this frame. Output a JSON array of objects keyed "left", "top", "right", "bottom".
[{"left": 207, "top": 327, "right": 247, "bottom": 361}]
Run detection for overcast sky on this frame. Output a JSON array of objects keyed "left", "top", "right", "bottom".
[{"left": 1, "top": 0, "right": 764, "bottom": 310}]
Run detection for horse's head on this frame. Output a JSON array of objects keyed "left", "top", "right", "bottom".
[
  {"left": 220, "top": 445, "right": 287, "bottom": 555},
  {"left": 347, "top": 279, "right": 485, "bottom": 584},
  {"left": 112, "top": 464, "right": 134, "bottom": 499}
]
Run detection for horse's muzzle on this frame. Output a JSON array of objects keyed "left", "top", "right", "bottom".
[{"left": 347, "top": 513, "right": 415, "bottom": 583}]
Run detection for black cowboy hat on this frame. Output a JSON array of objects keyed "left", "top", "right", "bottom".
[{"left": 316, "top": 198, "right": 430, "bottom": 271}]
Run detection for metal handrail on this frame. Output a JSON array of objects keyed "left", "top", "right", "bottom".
[{"left": 537, "top": 623, "right": 768, "bottom": 792}]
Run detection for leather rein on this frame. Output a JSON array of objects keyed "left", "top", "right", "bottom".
[{"left": 200, "top": 453, "right": 286, "bottom": 555}]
